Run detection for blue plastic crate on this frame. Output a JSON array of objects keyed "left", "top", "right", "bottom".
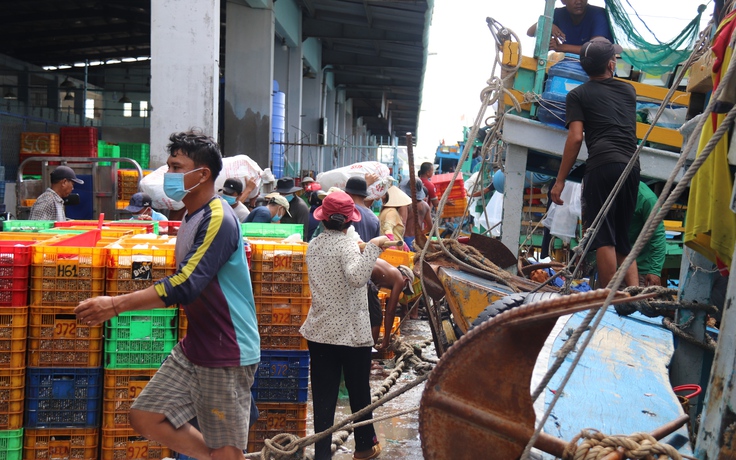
[
  {"left": 252, "top": 350, "right": 309, "bottom": 403},
  {"left": 25, "top": 367, "right": 103, "bottom": 428}
]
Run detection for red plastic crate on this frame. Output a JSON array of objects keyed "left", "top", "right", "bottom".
[
  {"left": 0, "top": 241, "right": 33, "bottom": 307},
  {"left": 60, "top": 127, "right": 98, "bottom": 157},
  {"left": 0, "top": 307, "right": 28, "bottom": 369}
]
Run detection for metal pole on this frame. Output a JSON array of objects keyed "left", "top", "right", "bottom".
[
  {"left": 81, "top": 59, "right": 88, "bottom": 126},
  {"left": 406, "top": 132, "right": 422, "bottom": 250}
]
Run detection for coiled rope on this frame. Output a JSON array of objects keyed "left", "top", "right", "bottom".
[{"left": 563, "top": 430, "right": 683, "bottom": 460}]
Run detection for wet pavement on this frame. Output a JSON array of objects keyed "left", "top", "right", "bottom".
[{"left": 306, "top": 318, "right": 435, "bottom": 460}]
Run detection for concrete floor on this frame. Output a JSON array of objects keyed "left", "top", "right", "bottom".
[{"left": 307, "top": 318, "right": 434, "bottom": 460}]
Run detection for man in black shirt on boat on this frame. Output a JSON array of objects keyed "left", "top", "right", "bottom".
[{"left": 551, "top": 37, "right": 639, "bottom": 290}]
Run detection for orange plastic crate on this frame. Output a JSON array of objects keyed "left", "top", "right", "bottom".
[
  {"left": 27, "top": 306, "right": 103, "bottom": 367},
  {"left": 0, "top": 307, "right": 28, "bottom": 369},
  {"left": 101, "top": 428, "right": 171, "bottom": 460},
  {"left": 249, "top": 240, "right": 309, "bottom": 297},
  {"left": 247, "top": 402, "right": 307, "bottom": 454},
  {"left": 255, "top": 297, "right": 310, "bottom": 350},
  {"left": 378, "top": 248, "right": 415, "bottom": 268},
  {"left": 440, "top": 197, "right": 468, "bottom": 218},
  {"left": 24, "top": 428, "right": 98, "bottom": 460},
  {"left": 105, "top": 240, "right": 176, "bottom": 296},
  {"left": 20, "top": 132, "right": 60, "bottom": 155},
  {"left": 30, "top": 243, "right": 106, "bottom": 305},
  {"left": 103, "top": 369, "right": 158, "bottom": 429},
  {"left": 0, "top": 368, "right": 24, "bottom": 430},
  {"left": 178, "top": 308, "right": 187, "bottom": 341}
]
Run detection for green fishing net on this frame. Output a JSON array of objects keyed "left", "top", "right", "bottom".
[{"left": 605, "top": 0, "right": 706, "bottom": 76}]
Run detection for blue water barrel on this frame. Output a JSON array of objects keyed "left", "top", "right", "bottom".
[
  {"left": 548, "top": 58, "right": 589, "bottom": 82},
  {"left": 272, "top": 91, "right": 286, "bottom": 131},
  {"left": 271, "top": 130, "right": 285, "bottom": 178},
  {"left": 537, "top": 104, "right": 567, "bottom": 128},
  {"left": 272, "top": 89, "right": 286, "bottom": 178}
]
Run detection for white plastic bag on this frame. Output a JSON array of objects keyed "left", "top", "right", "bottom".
[
  {"left": 140, "top": 155, "right": 263, "bottom": 210},
  {"left": 316, "top": 161, "right": 392, "bottom": 201},
  {"left": 549, "top": 182, "right": 581, "bottom": 243},
  {"left": 481, "top": 192, "right": 504, "bottom": 237}
]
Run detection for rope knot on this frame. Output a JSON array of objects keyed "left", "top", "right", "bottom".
[{"left": 563, "top": 429, "right": 683, "bottom": 460}]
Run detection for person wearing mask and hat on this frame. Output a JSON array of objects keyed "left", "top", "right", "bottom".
[
  {"left": 30, "top": 165, "right": 84, "bottom": 221},
  {"left": 125, "top": 193, "right": 168, "bottom": 221},
  {"left": 301, "top": 191, "right": 389, "bottom": 460},
  {"left": 345, "top": 176, "right": 381, "bottom": 243},
  {"left": 551, "top": 37, "right": 639, "bottom": 291},
  {"left": 219, "top": 178, "right": 250, "bottom": 223},
  {"left": 275, "top": 177, "right": 310, "bottom": 237},
  {"left": 379, "top": 185, "right": 412, "bottom": 250},
  {"left": 399, "top": 177, "right": 432, "bottom": 250},
  {"left": 245, "top": 194, "right": 291, "bottom": 224}
]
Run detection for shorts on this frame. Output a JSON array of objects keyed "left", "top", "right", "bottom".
[
  {"left": 367, "top": 282, "right": 383, "bottom": 328},
  {"left": 131, "top": 343, "right": 257, "bottom": 450},
  {"left": 581, "top": 163, "right": 640, "bottom": 254}
]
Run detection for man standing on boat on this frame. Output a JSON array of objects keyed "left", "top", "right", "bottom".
[
  {"left": 551, "top": 38, "right": 639, "bottom": 289},
  {"left": 527, "top": 0, "right": 614, "bottom": 55}
]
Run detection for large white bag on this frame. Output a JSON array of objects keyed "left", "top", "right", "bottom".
[
  {"left": 548, "top": 182, "right": 582, "bottom": 243},
  {"left": 140, "top": 155, "right": 264, "bottom": 210},
  {"left": 316, "top": 161, "right": 392, "bottom": 201},
  {"left": 481, "top": 191, "right": 504, "bottom": 237}
]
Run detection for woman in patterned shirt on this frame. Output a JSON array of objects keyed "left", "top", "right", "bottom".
[{"left": 300, "top": 191, "right": 389, "bottom": 460}]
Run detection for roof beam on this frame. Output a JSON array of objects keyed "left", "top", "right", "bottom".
[{"left": 303, "top": 18, "right": 419, "bottom": 42}]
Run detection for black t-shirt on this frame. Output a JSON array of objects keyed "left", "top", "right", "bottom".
[
  {"left": 280, "top": 194, "right": 310, "bottom": 231},
  {"left": 565, "top": 78, "right": 639, "bottom": 172}
]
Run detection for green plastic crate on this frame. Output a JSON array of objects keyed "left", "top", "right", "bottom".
[
  {"left": 105, "top": 308, "right": 178, "bottom": 369},
  {"left": 2, "top": 220, "right": 55, "bottom": 232},
  {"left": 241, "top": 223, "right": 304, "bottom": 240},
  {"left": 0, "top": 428, "right": 23, "bottom": 460},
  {"left": 118, "top": 143, "right": 150, "bottom": 169},
  {"left": 98, "top": 141, "right": 121, "bottom": 167}
]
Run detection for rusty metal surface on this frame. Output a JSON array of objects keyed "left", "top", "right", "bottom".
[
  {"left": 468, "top": 232, "right": 518, "bottom": 270},
  {"left": 419, "top": 289, "right": 645, "bottom": 459},
  {"left": 437, "top": 266, "right": 516, "bottom": 333}
]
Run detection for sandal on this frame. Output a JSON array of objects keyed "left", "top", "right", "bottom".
[{"left": 353, "top": 443, "right": 381, "bottom": 460}]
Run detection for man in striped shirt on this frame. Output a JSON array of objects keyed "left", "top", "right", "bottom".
[{"left": 76, "top": 131, "right": 259, "bottom": 460}]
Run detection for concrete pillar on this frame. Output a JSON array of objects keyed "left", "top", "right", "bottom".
[
  {"left": 325, "top": 87, "right": 337, "bottom": 171},
  {"left": 150, "top": 0, "right": 220, "bottom": 168},
  {"left": 501, "top": 143, "right": 527, "bottom": 269},
  {"left": 301, "top": 69, "right": 321, "bottom": 174},
  {"left": 224, "top": 1, "right": 274, "bottom": 168}
]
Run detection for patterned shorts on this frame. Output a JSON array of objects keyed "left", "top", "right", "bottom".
[{"left": 131, "top": 343, "right": 257, "bottom": 450}]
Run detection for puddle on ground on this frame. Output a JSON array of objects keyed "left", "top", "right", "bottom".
[{"left": 305, "top": 318, "right": 434, "bottom": 460}]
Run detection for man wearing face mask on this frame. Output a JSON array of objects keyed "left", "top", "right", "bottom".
[
  {"left": 275, "top": 177, "right": 309, "bottom": 236},
  {"left": 75, "top": 130, "right": 259, "bottom": 460},
  {"left": 244, "top": 194, "right": 291, "bottom": 224},
  {"left": 219, "top": 178, "right": 250, "bottom": 222},
  {"left": 125, "top": 193, "right": 168, "bottom": 221}
]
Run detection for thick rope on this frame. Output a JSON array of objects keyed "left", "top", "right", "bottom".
[
  {"left": 521, "top": 20, "right": 724, "bottom": 460},
  {"left": 250, "top": 338, "right": 434, "bottom": 460},
  {"left": 662, "top": 317, "right": 717, "bottom": 352},
  {"left": 563, "top": 429, "right": 683, "bottom": 460}
]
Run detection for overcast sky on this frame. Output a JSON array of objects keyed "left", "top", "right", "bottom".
[{"left": 413, "top": 0, "right": 713, "bottom": 163}]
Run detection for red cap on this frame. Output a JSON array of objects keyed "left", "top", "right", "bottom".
[{"left": 313, "top": 190, "right": 362, "bottom": 222}]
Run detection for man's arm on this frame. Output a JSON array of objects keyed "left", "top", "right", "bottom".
[
  {"left": 75, "top": 287, "right": 165, "bottom": 326},
  {"left": 550, "top": 120, "right": 583, "bottom": 205}
]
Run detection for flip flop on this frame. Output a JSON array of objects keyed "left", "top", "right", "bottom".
[{"left": 353, "top": 443, "right": 381, "bottom": 460}]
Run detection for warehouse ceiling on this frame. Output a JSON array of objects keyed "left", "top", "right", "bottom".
[{"left": 0, "top": 0, "right": 431, "bottom": 144}]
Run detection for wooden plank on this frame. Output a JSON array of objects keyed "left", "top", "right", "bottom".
[
  {"left": 536, "top": 309, "right": 693, "bottom": 458},
  {"left": 636, "top": 122, "right": 683, "bottom": 148},
  {"left": 619, "top": 78, "right": 691, "bottom": 107}
]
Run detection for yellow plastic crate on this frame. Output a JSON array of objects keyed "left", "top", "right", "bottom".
[
  {"left": 247, "top": 402, "right": 307, "bottom": 454},
  {"left": 28, "top": 305, "right": 103, "bottom": 367},
  {"left": 103, "top": 368, "right": 158, "bottom": 429},
  {"left": 24, "top": 428, "right": 98, "bottom": 460},
  {"left": 0, "top": 368, "right": 24, "bottom": 429},
  {"left": 255, "top": 297, "right": 310, "bottom": 350},
  {"left": 250, "top": 240, "right": 309, "bottom": 297},
  {"left": 378, "top": 248, "right": 415, "bottom": 268},
  {"left": 31, "top": 243, "right": 106, "bottom": 305},
  {"left": 0, "top": 307, "right": 28, "bottom": 369},
  {"left": 105, "top": 239, "right": 176, "bottom": 296},
  {"left": 101, "top": 428, "right": 171, "bottom": 460}
]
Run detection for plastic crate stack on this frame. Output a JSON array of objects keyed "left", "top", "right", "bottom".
[
  {"left": 103, "top": 235, "right": 176, "bottom": 460},
  {"left": 374, "top": 290, "right": 402, "bottom": 360},
  {"left": 0, "top": 239, "right": 34, "bottom": 460},
  {"left": 118, "top": 143, "right": 150, "bottom": 170},
  {"left": 25, "top": 234, "right": 105, "bottom": 460},
  {"left": 247, "top": 238, "right": 310, "bottom": 453},
  {"left": 431, "top": 173, "right": 468, "bottom": 218},
  {"left": 97, "top": 142, "right": 121, "bottom": 167},
  {"left": 59, "top": 127, "right": 98, "bottom": 158},
  {"left": 117, "top": 170, "right": 141, "bottom": 204},
  {"left": 19, "top": 132, "right": 60, "bottom": 176}
]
